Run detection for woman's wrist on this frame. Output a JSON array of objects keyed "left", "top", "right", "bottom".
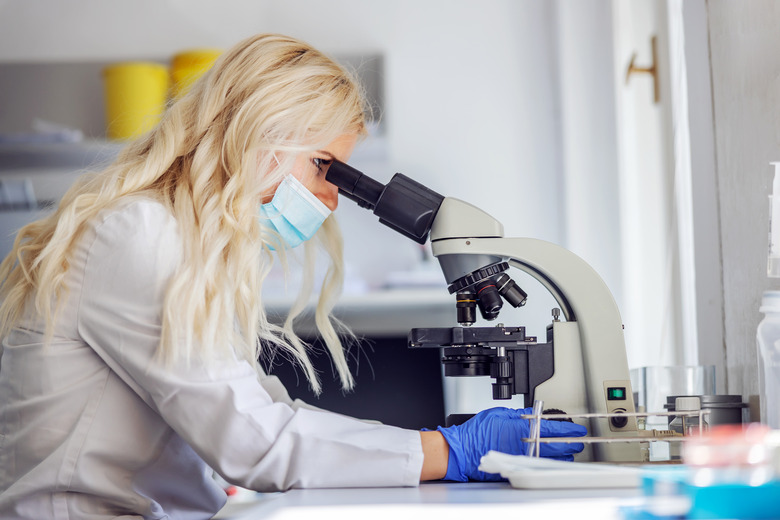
[{"left": 419, "top": 430, "right": 449, "bottom": 480}]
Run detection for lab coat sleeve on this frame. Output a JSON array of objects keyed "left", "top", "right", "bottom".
[
  {"left": 74, "top": 201, "right": 423, "bottom": 491},
  {"left": 255, "top": 367, "right": 317, "bottom": 412}
]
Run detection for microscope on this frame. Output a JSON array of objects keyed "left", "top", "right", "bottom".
[{"left": 326, "top": 161, "right": 641, "bottom": 463}]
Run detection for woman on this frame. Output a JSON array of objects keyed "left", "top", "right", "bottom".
[{"left": 0, "top": 34, "right": 585, "bottom": 519}]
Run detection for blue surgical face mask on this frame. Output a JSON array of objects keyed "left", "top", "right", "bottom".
[{"left": 259, "top": 174, "right": 331, "bottom": 249}]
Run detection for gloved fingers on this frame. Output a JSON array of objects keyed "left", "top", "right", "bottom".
[
  {"left": 539, "top": 419, "right": 588, "bottom": 438},
  {"left": 515, "top": 408, "right": 588, "bottom": 437},
  {"left": 538, "top": 440, "right": 585, "bottom": 458}
]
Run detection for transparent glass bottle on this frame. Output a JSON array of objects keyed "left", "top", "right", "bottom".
[
  {"left": 669, "top": 396, "right": 707, "bottom": 460},
  {"left": 757, "top": 291, "right": 780, "bottom": 429}
]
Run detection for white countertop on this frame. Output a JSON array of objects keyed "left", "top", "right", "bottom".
[{"left": 217, "top": 481, "right": 641, "bottom": 520}]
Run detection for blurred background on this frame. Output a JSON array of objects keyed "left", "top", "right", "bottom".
[{"left": 0, "top": 0, "right": 778, "bottom": 428}]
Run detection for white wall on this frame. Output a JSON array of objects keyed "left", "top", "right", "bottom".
[
  {"left": 555, "top": 0, "right": 623, "bottom": 327},
  {"left": 705, "top": 1, "right": 780, "bottom": 399},
  {"left": 612, "top": 0, "right": 685, "bottom": 371},
  {"left": 0, "top": 0, "right": 564, "bottom": 233},
  {"left": 679, "top": 0, "right": 725, "bottom": 389},
  {"left": 0, "top": 0, "right": 565, "bottom": 294}
]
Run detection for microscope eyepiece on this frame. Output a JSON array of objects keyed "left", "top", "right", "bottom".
[
  {"left": 325, "top": 160, "right": 444, "bottom": 244},
  {"left": 325, "top": 160, "right": 384, "bottom": 210}
]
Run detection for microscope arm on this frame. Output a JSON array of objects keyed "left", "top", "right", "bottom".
[
  {"left": 432, "top": 234, "right": 628, "bottom": 408},
  {"left": 431, "top": 198, "right": 640, "bottom": 462}
]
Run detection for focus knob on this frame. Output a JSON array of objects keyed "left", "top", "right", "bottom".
[{"left": 492, "top": 381, "right": 512, "bottom": 400}]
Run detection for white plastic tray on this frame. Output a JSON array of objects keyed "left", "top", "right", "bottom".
[{"left": 478, "top": 451, "right": 642, "bottom": 489}]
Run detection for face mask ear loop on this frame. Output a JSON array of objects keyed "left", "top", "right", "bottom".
[{"left": 268, "top": 153, "right": 288, "bottom": 196}]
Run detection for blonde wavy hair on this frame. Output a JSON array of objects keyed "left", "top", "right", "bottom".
[{"left": 0, "top": 34, "right": 369, "bottom": 393}]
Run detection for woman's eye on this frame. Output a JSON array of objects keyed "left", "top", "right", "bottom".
[{"left": 313, "top": 158, "right": 332, "bottom": 172}]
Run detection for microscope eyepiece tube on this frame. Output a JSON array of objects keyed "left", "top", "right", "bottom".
[{"left": 326, "top": 160, "right": 445, "bottom": 244}]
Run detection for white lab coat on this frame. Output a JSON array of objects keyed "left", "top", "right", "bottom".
[{"left": 0, "top": 198, "right": 423, "bottom": 520}]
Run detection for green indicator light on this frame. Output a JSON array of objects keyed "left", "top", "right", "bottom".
[{"left": 608, "top": 387, "right": 626, "bottom": 400}]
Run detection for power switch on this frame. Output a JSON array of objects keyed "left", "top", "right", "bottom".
[{"left": 607, "top": 387, "right": 627, "bottom": 400}]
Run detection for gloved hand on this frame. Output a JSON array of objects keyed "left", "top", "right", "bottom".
[{"left": 437, "top": 407, "right": 587, "bottom": 481}]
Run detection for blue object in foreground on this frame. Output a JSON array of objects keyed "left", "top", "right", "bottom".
[
  {"left": 686, "top": 480, "right": 780, "bottom": 520},
  {"left": 633, "top": 466, "right": 780, "bottom": 520}
]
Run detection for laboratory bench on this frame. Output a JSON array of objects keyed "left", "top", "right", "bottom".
[
  {"left": 215, "top": 481, "right": 641, "bottom": 519},
  {"left": 231, "top": 289, "right": 648, "bottom": 516}
]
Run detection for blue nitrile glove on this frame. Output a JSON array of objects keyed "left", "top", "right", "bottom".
[{"left": 437, "top": 407, "right": 587, "bottom": 481}]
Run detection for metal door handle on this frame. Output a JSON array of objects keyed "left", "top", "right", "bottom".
[{"left": 625, "top": 35, "right": 659, "bottom": 104}]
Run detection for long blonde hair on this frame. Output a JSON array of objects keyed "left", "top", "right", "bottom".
[{"left": 0, "top": 34, "right": 368, "bottom": 393}]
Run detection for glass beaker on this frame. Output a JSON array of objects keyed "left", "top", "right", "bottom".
[{"left": 630, "top": 366, "right": 716, "bottom": 461}]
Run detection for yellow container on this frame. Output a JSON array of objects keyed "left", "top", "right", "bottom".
[
  {"left": 170, "top": 49, "right": 222, "bottom": 98},
  {"left": 103, "top": 62, "right": 169, "bottom": 140}
]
